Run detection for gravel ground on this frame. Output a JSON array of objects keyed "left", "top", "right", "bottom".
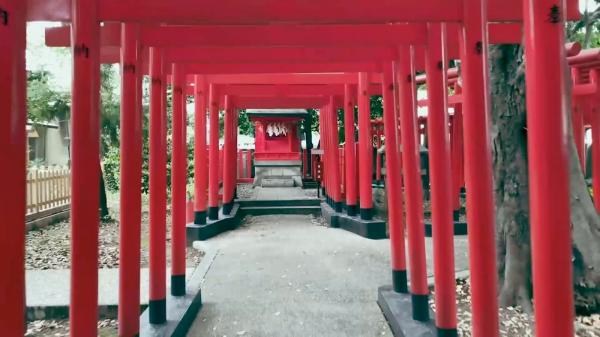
[
  {"left": 26, "top": 319, "right": 117, "bottom": 337},
  {"left": 431, "top": 279, "right": 600, "bottom": 337},
  {"left": 26, "top": 193, "right": 203, "bottom": 270},
  {"left": 236, "top": 183, "right": 255, "bottom": 199}
]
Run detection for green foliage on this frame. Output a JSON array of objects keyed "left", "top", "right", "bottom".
[
  {"left": 100, "top": 64, "right": 121, "bottom": 154},
  {"left": 567, "top": 1, "right": 600, "bottom": 48},
  {"left": 103, "top": 133, "right": 197, "bottom": 196},
  {"left": 27, "top": 70, "right": 70, "bottom": 123},
  {"left": 238, "top": 109, "right": 255, "bottom": 136}
]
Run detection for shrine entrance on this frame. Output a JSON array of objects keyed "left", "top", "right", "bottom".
[{"left": 247, "top": 109, "right": 307, "bottom": 188}]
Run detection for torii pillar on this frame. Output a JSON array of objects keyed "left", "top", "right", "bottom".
[
  {"left": 68, "top": 0, "right": 102, "bottom": 335},
  {"left": 0, "top": 1, "right": 27, "bottom": 335},
  {"left": 523, "top": 0, "right": 574, "bottom": 334},
  {"left": 358, "top": 72, "right": 374, "bottom": 219}
]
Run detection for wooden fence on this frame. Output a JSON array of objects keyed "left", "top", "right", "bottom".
[{"left": 27, "top": 167, "right": 71, "bottom": 215}]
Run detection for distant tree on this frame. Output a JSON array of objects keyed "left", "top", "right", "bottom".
[
  {"left": 26, "top": 66, "right": 120, "bottom": 220},
  {"left": 27, "top": 70, "right": 70, "bottom": 123},
  {"left": 237, "top": 109, "right": 255, "bottom": 136}
]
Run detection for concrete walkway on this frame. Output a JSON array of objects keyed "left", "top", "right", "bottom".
[
  {"left": 26, "top": 267, "right": 195, "bottom": 320},
  {"left": 187, "top": 214, "right": 469, "bottom": 337}
]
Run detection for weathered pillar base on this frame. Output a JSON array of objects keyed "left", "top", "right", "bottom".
[
  {"left": 171, "top": 275, "right": 186, "bottom": 297},
  {"left": 194, "top": 211, "right": 207, "bottom": 225},
  {"left": 222, "top": 201, "right": 234, "bottom": 215},
  {"left": 140, "top": 256, "right": 206, "bottom": 337},
  {"left": 360, "top": 207, "right": 373, "bottom": 220},
  {"left": 148, "top": 299, "right": 166, "bottom": 324},
  {"left": 411, "top": 294, "right": 430, "bottom": 322},
  {"left": 207, "top": 207, "right": 219, "bottom": 220},
  {"left": 392, "top": 270, "right": 409, "bottom": 294},
  {"left": 187, "top": 204, "right": 242, "bottom": 242},
  {"left": 346, "top": 204, "right": 358, "bottom": 216},
  {"left": 377, "top": 286, "right": 436, "bottom": 337},
  {"left": 424, "top": 221, "right": 467, "bottom": 237},
  {"left": 321, "top": 202, "right": 386, "bottom": 239}
]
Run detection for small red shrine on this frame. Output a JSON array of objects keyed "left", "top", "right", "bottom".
[{"left": 247, "top": 109, "right": 308, "bottom": 186}]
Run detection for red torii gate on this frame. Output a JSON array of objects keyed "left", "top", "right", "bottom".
[
  {"left": 1, "top": 0, "right": 581, "bottom": 337},
  {"left": 569, "top": 49, "right": 600, "bottom": 211}
]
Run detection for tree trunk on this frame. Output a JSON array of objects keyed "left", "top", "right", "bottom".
[
  {"left": 489, "top": 44, "right": 600, "bottom": 313},
  {"left": 99, "top": 161, "right": 110, "bottom": 221}
]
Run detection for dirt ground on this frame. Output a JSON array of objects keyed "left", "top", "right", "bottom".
[{"left": 26, "top": 193, "right": 203, "bottom": 270}]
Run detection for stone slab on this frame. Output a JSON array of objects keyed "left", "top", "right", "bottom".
[
  {"left": 377, "top": 286, "right": 436, "bottom": 337},
  {"left": 26, "top": 267, "right": 195, "bottom": 321},
  {"left": 186, "top": 204, "right": 242, "bottom": 242},
  {"left": 321, "top": 202, "right": 387, "bottom": 240},
  {"left": 139, "top": 245, "right": 217, "bottom": 337}
]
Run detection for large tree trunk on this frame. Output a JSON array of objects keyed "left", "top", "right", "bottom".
[
  {"left": 99, "top": 161, "right": 110, "bottom": 221},
  {"left": 489, "top": 44, "right": 600, "bottom": 313}
]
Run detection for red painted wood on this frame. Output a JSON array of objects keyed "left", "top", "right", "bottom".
[
  {"left": 358, "top": 72, "right": 373, "bottom": 216},
  {"left": 142, "top": 24, "right": 429, "bottom": 47},
  {"left": 382, "top": 62, "right": 407, "bottom": 275},
  {"left": 252, "top": 116, "right": 303, "bottom": 161},
  {"left": 344, "top": 84, "right": 358, "bottom": 209},
  {"left": 209, "top": 84, "right": 382, "bottom": 97},
  {"left": 397, "top": 45, "right": 429, "bottom": 303},
  {"left": 68, "top": 0, "right": 101, "bottom": 335},
  {"left": 460, "top": 4, "right": 501, "bottom": 332},
  {"left": 118, "top": 23, "right": 142, "bottom": 337},
  {"left": 185, "top": 63, "right": 381, "bottom": 74},
  {"left": 591, "top": 102, "right": 600, "bottom": 211},
  {"left": 208, "top": 84, "right": 220, "bottom": 210},
  {"left": 326, "top": 96, "right": 342, "bottom": 203},
  {"left": 170, "top": 64, "right": 187, "bottom": 291},
  {"left": 206, "top": 73, "right": 382, "bottom": 85},
  {"left": 222, "top": 96, "right": 235, "bottom": 207},
  {"left": 571, "top": 68, "right": 587, "bottom": 171},
  {"left": 165, "top": 46, "right": 398, "bottom": 64},
  {"left": 0, "top": 1, "right": 27, "bottom": 335},
  {"left": 194, "top": 75, "right": 208, "bottom": 216},
  {"left": 425, "top": 23, "right": 457, "bottom": 331},
  {"left": 523, "top": 0, "right": 575, "bottom": 334},
  {"left": 148, "top": 47, "right": 167, "bottom": 317},
  {"left": 450, "top": 99, "right": 465, "bottom": 212},
  {"left": 26, "top": 0, "right": 581, "bottom": 23},
  {"left": 231, "top": 96, "right": 329, "bottom": 109}
]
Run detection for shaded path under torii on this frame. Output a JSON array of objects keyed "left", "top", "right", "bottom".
[{"left": 187, "top": 214, "right": 469, "bottom": 337}]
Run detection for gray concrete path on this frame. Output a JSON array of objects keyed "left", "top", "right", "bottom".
[
  {"left": 26, "top": 267, "right": 195, "bottom": 308},
  {"left": 187, "top": 214, "right": 469, "bottom": 337}
]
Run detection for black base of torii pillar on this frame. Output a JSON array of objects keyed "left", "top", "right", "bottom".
[{"left": 320, "top": 202, "right": 387, "bottom": 240}]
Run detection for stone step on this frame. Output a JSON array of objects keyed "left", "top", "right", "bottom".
[
  {"left": 301, "top": 179, "right": 319, "bottom": 189},
  {"left": 240, "top": 205, "right": 321, "bottom": 216},
  {"left": 261, "top": 177, "right": 295, "bottom": 187},
  {"left": 237, "top": 199, "right": 320, "bottom": 207}
]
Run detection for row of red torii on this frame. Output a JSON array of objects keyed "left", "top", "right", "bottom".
[{"left": 0, "top": 0, "right": 588, "bottom": 336}]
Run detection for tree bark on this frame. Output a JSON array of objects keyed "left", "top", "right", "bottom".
[
  {"left": 489, "top": 44, "right": 600, "bottom": 313},
  {"left": 99, "top": 161, "right": 110, "bottom": 221}
]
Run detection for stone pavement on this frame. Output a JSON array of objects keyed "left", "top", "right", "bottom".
[
  {"left": 26, "top": 267, "right": 195, "bottom": 320},
  {"left": 187, "top": 214, "right": 469, "bottom": 337}
]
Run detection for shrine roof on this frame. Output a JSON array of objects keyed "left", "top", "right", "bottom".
[{"left": 245, "top": 109, "right": 308, "bottom": 117}]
